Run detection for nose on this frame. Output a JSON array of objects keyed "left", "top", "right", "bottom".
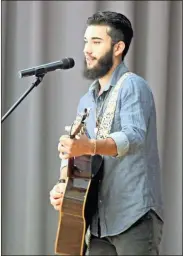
[{"left": 83, "top": 42, "right": 92, "bottom": 55}]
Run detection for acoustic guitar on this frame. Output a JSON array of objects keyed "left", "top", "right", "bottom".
[{"left": 55, "top": 108, "right": 103, "bottom": 255}]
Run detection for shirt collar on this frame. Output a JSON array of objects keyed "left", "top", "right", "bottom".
[{"left": 89, "top": 61, "right": 129, "bottom": 93}]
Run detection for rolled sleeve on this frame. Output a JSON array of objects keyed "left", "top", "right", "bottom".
[
  {"left": 107, "top": 131, "right": 129, "bottom": 157},
  {"left": 119, "top": 77, "right": 153, "bottom": 151},
  {"left": 107, "top": 75, "right": 153, "bottom": 157}
]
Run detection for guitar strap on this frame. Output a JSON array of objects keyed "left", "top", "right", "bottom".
[{"left": 96, "top": 71, "right": 132, "bottom": 139}]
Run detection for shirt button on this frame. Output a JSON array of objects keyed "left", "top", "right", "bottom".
[{"left": 99, "top": 200, "right": 102, "bottom": 203}]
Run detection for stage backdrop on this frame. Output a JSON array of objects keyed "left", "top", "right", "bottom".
[{"left": 1, "top": 1, "right": 182, "bottom": 255}]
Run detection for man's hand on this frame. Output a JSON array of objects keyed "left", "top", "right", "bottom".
[
  {"left": 58, "top": 133, "right": 93, "bottom": 159},
  {"left": 49, "top": 183, "right": 66, "bottom": 211}
]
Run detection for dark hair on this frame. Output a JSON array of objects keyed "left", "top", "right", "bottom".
[{"left": 86, "top": 11, "right": 133, "bottom": 61}]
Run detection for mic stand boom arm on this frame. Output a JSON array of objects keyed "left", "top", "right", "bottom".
[{"left": 1, "top": 74, "right": 45, "bottom": 123}]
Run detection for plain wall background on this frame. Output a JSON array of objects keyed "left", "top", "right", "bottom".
[{"left": 1, "top": 1, "right": 182, "bottom": 255}]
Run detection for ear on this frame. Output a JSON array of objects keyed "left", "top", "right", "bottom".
[{"left": 113, "top": 41, "right": 125, "bottom": 57}]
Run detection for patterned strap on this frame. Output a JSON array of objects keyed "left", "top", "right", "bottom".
[{"left": 96, "top": 72, "right": 132, "bottom": 139}]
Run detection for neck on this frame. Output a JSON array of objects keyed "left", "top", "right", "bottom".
[{"left": 98, "top": 61, "right": 121, "bottom": 90}]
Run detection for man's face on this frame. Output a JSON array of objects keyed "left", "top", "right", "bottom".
[{"left": 83, "top": 25, "right": 114, "bottom": 80}]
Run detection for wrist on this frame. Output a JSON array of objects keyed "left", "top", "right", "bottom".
[
  {"left": 57, "top": 178, "right": 66, "bottom": 184},
  {"left": 90, "top": 139, "right": 97, "bottom": 156}
]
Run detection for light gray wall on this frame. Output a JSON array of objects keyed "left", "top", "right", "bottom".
[{"left": 1, "top": 1, "right": 182, "bottom": 255}]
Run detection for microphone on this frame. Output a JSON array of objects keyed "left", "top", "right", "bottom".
[{"left": 19, "top": 57, "right": 75, "bottom": 78}]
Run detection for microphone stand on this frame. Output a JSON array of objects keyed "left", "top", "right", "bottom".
[{"left": 1, "top": 74, "right": 45, "bottom": 123}]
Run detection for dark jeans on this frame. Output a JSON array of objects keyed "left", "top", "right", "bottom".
[{"left": 87, "top": 210, "right": 163, "bottom": 255}]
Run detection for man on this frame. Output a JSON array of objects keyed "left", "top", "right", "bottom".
[{"left": 50, "top": 11, "right": 164, "bottom": 255}]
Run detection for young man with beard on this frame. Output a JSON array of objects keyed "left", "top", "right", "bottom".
[{"left": 50, "top": 11, "right": 164, "bottom": 255}]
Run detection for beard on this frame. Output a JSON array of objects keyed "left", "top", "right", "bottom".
[{"left": 83, "top": 46, "right": 114, "bottom": 80}]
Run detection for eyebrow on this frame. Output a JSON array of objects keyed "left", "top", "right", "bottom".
[{"left": 84, "top": 37, "right": 103, "bottom": 41}]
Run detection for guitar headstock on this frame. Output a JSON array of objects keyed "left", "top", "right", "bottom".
[{"left": 69, "top": 108, "right": 90, "bottom": 139}]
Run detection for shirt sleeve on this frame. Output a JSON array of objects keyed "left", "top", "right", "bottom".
[{"left": 107, "top": 75, "right": 153, "bottom": 158}]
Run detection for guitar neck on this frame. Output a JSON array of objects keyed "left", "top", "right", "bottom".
[{"left": 67, "top": 157, "right": 75, "bottom": 178}]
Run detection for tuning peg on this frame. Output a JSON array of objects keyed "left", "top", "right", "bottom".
[{"left": 65, "top": 126, "right": 71, "bottom": 133}]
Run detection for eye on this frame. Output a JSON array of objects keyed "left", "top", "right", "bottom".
[{"left": 93, "top": 41, "right": 101, "bottom": 45}]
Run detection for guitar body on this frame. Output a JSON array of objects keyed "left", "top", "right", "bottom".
[{"left": 55, "top": 154, "right": 103, "bottom": 256}]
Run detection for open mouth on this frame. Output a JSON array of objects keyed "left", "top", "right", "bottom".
[{"left": 86, "top": 57, "right": 96, "bottom": 65}]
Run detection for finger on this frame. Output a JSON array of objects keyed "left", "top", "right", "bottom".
[
  {"left": 53, "top": 198, "right": 63, "bottom": 211},
  {"left": 58, "top": 142, "right": 70, "bottom": 154},
  {"left": 54, "top": 204, "right": 62, "bottom": 211},
  {"left": 50, "top": 197, "right": 61, "bottom": 205},
  {"left": 50, "top": 187, "right": 63, "bottom": 198},
  {"left": 59, "top": 135, "right": 69, "bottom": 142},
  {"left": 58, "top": 145, "right": 69, "bottom": 154},
  {"left": 59, "top": 152, "right": 69, "bottom": 160},
  {"left": 58, "top": 142, "right": 61, "bottom": 151},
  {"left": 55, "top": 183, "right": 66, "bottom": 193},
  {"left": 59, "top": 137, "right": 74, "bottom": 148},
  {"left": 50, "top": 197, "right": 62, "bottom": 206},
  {"left": 50, "top": 190, "right": 62, "bottom": 199},
  {"left": 59, "top": 139, "right": 71, "bottom": 148}
]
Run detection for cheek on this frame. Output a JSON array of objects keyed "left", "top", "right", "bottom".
[
  {"left": 93, "top": 52, "right": 104, "bottom": 61},
  {"left": 95, "top": 46, "right": 105, "bottom": 55},
  {"left": 96, "top": 44, "right": 112, "bottom": 57}
]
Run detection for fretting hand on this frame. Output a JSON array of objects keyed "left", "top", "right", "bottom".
[{"left": 58, "top": 132, "right": 93, "bottom": 159}]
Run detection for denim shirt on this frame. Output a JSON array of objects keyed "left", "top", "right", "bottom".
[{"left": 61, "top": 62, "right": 164, "bottom": 237}]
